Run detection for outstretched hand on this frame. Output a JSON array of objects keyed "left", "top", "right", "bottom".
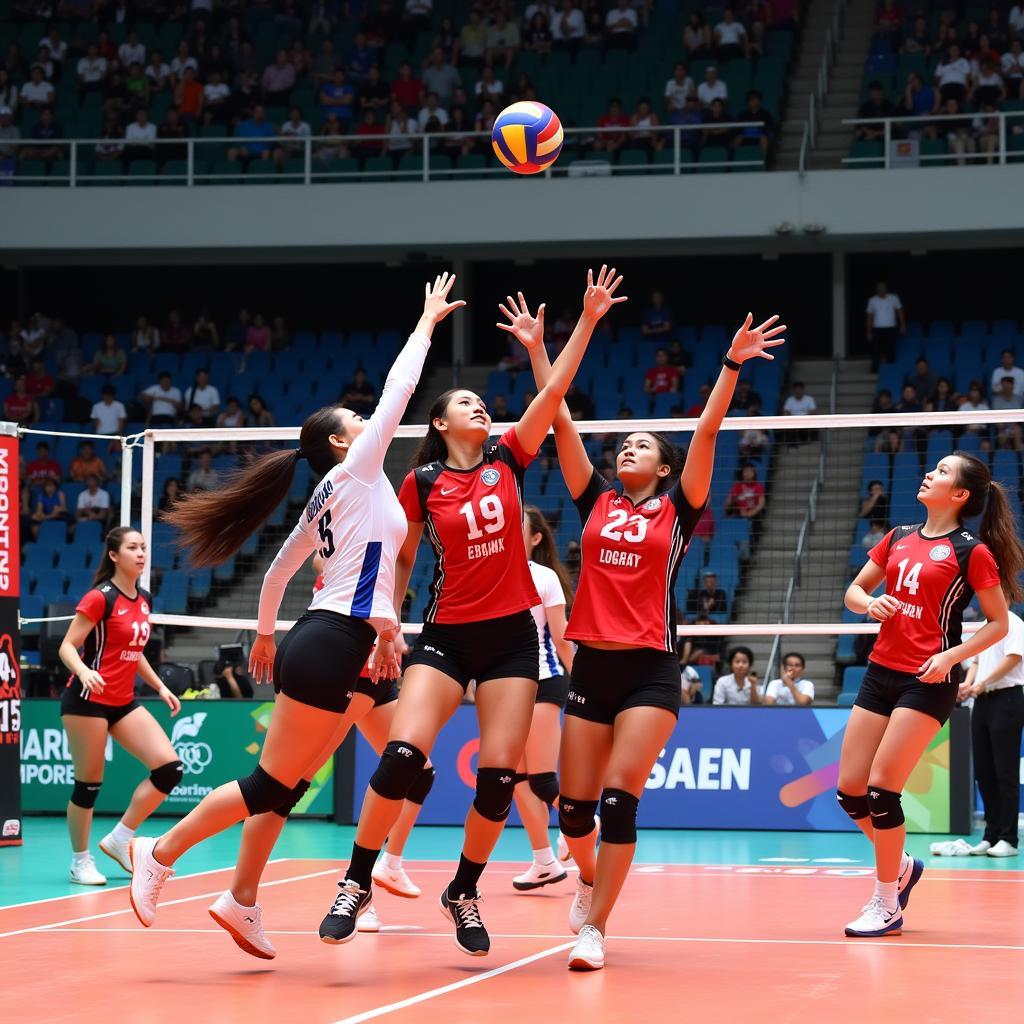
[
  {"left": 422, "top": 271, "right": 467, "bottom": 324},
  {"left": 496, "top": 292, "right": 545, "bottom": 352},
  {"left": 582, "top": 264, "right": 627, "bottom": 321},
  {"left": 726, "top": 313, "right": 787, "bottom": 364}
]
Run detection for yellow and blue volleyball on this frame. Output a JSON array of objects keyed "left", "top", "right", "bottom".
[{"left": 491, "top": 102, "right": 563, "bottom": 175}]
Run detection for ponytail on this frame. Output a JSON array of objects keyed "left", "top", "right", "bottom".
[
  {"left": 93, "top": 526, "right": 140, "bottom": 585},
  {"left": 164, "top": 404, "right": 347, "bottom": 567},
  {"left": 525, "top": 505, "right": 574, "bottom": 606}
]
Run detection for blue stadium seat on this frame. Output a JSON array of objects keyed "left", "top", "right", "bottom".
[
  {"left": 836, "top": 693, "right": 857, "bottom": 707},
  {"left": 67, "top": 570, "right": 94, "bottom": 597},
  {"left": 925, "top": 429, "right": 953, "bottom": 468},
  {"left": 154, "top": 572, "right": 188, "bottom": 614},
  {"left": 74, "top": 521, "right": 104, "bottom": 547},
  {"left": 33, "top": 568, "right": 67, "bottom": 600},
  {"left": 23, "top": 542, "right": 53, "bottom": 571},
  {"left": 213, "top": 556, "right": 237, "bottom": 584},
  {"left": 55, "top": 544, "right": 91, "bottom": 572},
  {"left": 189, "top": 569, "right": 212, "bottom": 601},
  {"left": 841, "top": 666, "right": 867, "bottom": 696},
  {"left": 20, "top": 596, "right": 44, "bottom": 638},
  {"left": 36, "top": 520, "right": 68, "bottom": 546},
  {"left": 992, "top": 450, "right": 1020, "bottom": 490}
]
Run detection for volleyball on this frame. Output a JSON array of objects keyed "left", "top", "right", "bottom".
[{"left": 491, "top": 101, "right": 564, "bottom": 175}]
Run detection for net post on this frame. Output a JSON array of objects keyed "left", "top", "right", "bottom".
[
  {"left": 141, "top": 430, "right": 155, "bottom": 593},
  {"left": 120, "top": 437, "right": 133, "bottom": 528},
  {"left": 0, "top": 421, "right": 22, "bottom": 845}
]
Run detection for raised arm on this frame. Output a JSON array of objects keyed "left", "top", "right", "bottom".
[
  {"left": 510, "top": 264, "right": 626, "bottom": 456},
  {"left": 679, "top": 313, "right": 786, "bottom": 510},
  {"left": 344, "top": 272, "right": 465, "bottom": 485}
]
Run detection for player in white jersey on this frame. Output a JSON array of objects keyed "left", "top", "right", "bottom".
[
  {"left": 128, "top": 274, "right": 465, "bottom": 934},
  {"left": 510, "top": 506, "right": 580, "bottom": 892}
]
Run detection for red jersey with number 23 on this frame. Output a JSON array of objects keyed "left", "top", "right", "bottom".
[
  {"left": 67, "top": 583, "right": 152, "bottom": 706},
  {"left": 398, "top": 428, "right": 540, "bottom": 624},
  {"left": 868, "top": 524, "right": 1000, "bottom": 676},
  {"left": 566, "top": 470, "right": 704, "bottom": 651}
]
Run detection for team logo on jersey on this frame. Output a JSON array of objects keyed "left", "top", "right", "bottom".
[
  {"left": 930, "top": 544, "right": 952, "bottom": 561},
  {"left": 642, "top": 498, "right": 663, "bottom": 512},
  {"left": 141, "top": 601, "right": 150, "bottom": 615},
  {"left": 101, "top": 585, "right": 112, "bottom": 593},
  {"left": 480, "top": 467, "right": 500, "bottom": 486}
]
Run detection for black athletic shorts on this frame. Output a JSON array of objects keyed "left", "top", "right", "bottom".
[
  {"left": 854, "top": 660, "right": 961, "bottom": 726},
  {"left": 354, "top": 675, "right": 399, "bottom": 707},
  {"left": 537, "top": 673, "right": 569, "bottom": 708},
  {"left": 60, "top": 683, "right": 140, "bottom": 725},
  {"left": 274, "top": 609, "right": 376, "bottom": 714},
  {"left": 565, "top": 644, "right": 681, "bottom": 725},
  {"left": 407, "top": 610, "right": 539, "bottom": 692}
]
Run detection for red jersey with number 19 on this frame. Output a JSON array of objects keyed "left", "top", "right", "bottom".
[
  {"left": 867, "top": 524, "right": 1000, "bottom": 676},
  {"left": 565, "top": 471, "right": 704, "bottom": 652},
  {"left": 66, "top": 583, "right": 153, "bottom": 706},
  {"left": 398, "top": 428, "right": 540, "bottom": 624}
]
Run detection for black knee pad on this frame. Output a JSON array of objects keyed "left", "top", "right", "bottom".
[
  {"left": 369, "top": 740, "right": 427, "bottom": 801},
  {"left": 238, "top": 765, "right": 293, "bottom": 816},
  {"left": 473, "top": 767, "right": 517, "bottom": 822},
  {"left": 837, "top": 789, "right": 870, "bottom": 821},
  {"left": 273, "top": 778, "right": 311, "bottom": 819},
  {"left": 558, "top": 795, "right": 599, "bottom": 838},
  {"left": 528, "top": 771, "right": 559, "bottom": 808},
  {"left": 599, "top": 788, "right": 640, "bottom": 844},
  {"left": 405, "top": 766, "right": 435, "bottom": 806},
  {"left": 149, "top": 760, "right": 183, "bottom": 795},
  {"left": 70, "top": 780, "right": 101, "bottom": 809},
  {"left": 867, "top": 787, "right": 905, "bottom": 830}
]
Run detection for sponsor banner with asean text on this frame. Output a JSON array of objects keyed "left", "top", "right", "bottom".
[
  {"left": 354, "top": 706, "right": 964, "bottom": 832},
  {"left": 0, "top": 431, "right": 20, "bottom": 845}
]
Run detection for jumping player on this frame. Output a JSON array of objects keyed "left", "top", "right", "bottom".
[
  {"left": 838, "top": 452, "right": 1023, "bottom": 937},
  {"left": 319, "top": 266, "right": 625, "bottom": 957},
  {"left": 127, "top": 274, "right": 464, "bottom": 929},
  {"left": 511, "top": 505, "right": 576, "bottom": 892},
  {"left": 505, "top": 296, "right": 785, "bottom": 970},
  {"left": 58, "top": 526, "right": 182, "bottom": 885}
]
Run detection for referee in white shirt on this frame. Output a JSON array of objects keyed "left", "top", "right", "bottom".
[{"left": 960, "top": 609, "right": 1024, "bottom": 856}]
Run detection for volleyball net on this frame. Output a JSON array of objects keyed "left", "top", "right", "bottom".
[{"left": 16, "top": 404, "right": 1024, "bottom": 698}]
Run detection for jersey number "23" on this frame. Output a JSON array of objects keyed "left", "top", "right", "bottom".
[{"left": 600, "top": 509, "right": 649, "bottom": 544}]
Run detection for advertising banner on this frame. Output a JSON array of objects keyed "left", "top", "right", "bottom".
[
  {"left": 21, "top": 700, "right": 333, "bottom": 816},
  {"left": 0, "top": 428, "right": 21, "bottom": 846},
  {"left": 354, "top": 706, "right": 964, "bottom": 833}
]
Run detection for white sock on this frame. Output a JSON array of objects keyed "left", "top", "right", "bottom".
[
  {"left": 72, "top": 850, "right": 91, "bottom": 864},
  {"left": 110, "top": 821, "right": 135, "bottom": 844},
  {"left": 873, "top": 879, "right": 899, "bottom": 911},
  {"left": 381, "top": 852, "right": 403, "bottom": 871},
  {"left": 533, "top": 847, "right": 556, "bottom": 866}
]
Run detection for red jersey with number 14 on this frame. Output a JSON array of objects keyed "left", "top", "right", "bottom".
[
  {"left": 67, "top": 583, "right": 153, "bottom": 706},
  {"left": 398, "top": 428, "right": 540, "bottom": 624},
  {"left": 868, "top": 524, "right": 1000, "bottom": 676},
  {"left": 565, "top": 471, "right": 704, "bottom": 652}
]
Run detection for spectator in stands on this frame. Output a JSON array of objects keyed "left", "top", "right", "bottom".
[
  {"left": 247, "top": 394, "right": 275, "bottom": 427},
  {"left": 421, "top": 46, "right": 462, "bottom": 109},
  {"left": 926, "top": 376, "right": 959, "bottom": 413},
  {"left": 684, "top": 11, "right": 712, "bottom": 58},
  {"left": 132, "top": 315, "right": 160, "bottom": 353},
  {"left": 217, "top": 396, "right": 245, "bottom": 431},
  {"left": 244, "top": 313, "right": 271, "bottom": 352},
  {"left": 714, "top": 7, "right": 748, "bottom": 61},
  {"left": 261, "top": 49, "right": 296, "bottom": 106},
  {"left": 162, "top": 309, "right": 193, "bottom": 353},
  {"left": 311, "top": 39, "right": 338, "bottom": 87},
  {"left": 275, "top": 105, "right": 311, "bottom": 168},
  {"left": 145, "top": 51, "right": 171, "bottom": 94},
  {"left": 856, "top": 80, "right": 895, "bottom": 141},
  {"left": 228, "top": 104, "right": 276, "bottom": 163},
  {"left": 630, "top": 96, "right": 664, "bottom": 151},
  {"left": 908, "top": 357, "right": 937, "bottom": 402},
  {"left": 664, "top": 62, "right": 695, "bottom": 123},
  {"left": 606, "top": 0, "right": 639, "bottom": 49},
  {"left": 25, "top": 357, "right": 53, "bottom": 400},
  {"left": 900, "top": 16, "right": 930, "bottom": 55},
  {"left": 552, "top": 0, "right": 585, "bottom": 54},
  {"left": 713, "top": 646, "right": 761, "bottom": 704},
  {"left": 991, "top": 349, "right": 1024, "bottom": 401},
  {"left": 169, "top": 41, "right": 198, "bottom": 83},
  {"left": 732, "top": 378, "right": 763, "bottom": 413},
  {"left": 490, "top": 394, "right": 517, "bottom": 421},
  {"left": 936, "top": 45, "right": 971, "bottom": 104},
  {"left": 3, "top": 375, "right": 38, "bottom": 425},
  {"left": 873, "top": 426, "right": 904, "bottom": 458},
  {"left": 19, "top": 66, "right": 54, "bottom": 109},
  {"left": 783, "top": 380, "right": 816, "bottom": 444},
  {"left": 902, "top": 71, "right": 938, "bottom": 131},
  {"left": 18, "top": 315, "right": 46, "bottom": 360},
  {"left": 123, "top": 107, "right": 156, "bottom": 163},
  {"left": 0, "top": 105, "right": 18, "bottom": 161},
  {"left": 69, "top": 441, "right": 107, "bottom": 484},
  {"left": 27, "top": 441, "right": 59, "bottom": 490},
  {"left": 679, "top": 612, "right": 722, "bottom": 667},
  {"left": 487, "top": 10, "right": 521, "bottom": 68},
  {"left": 384, "top": 97, "right": 416, "bottom": 156},
  {"left": 391, "top": 61, "right": 422, "bottom": 114},
  {"left": 91, "top": 384, "right": 127, "bottom": 440},
  {"left": 431, "top": 15, "right": 459, "bottom": 65},
  {"left": 0, "top": 70, "right": 17, "bottom": 118},
  {"left": 340, "top": 368, "right": 376, "bottom": 416},
  {"left": 155, "top": 107, "right": 187, "bottom": 167},
  {"left": 688, "top": 570, "right": 728, "bottom": 616},
  {"left": 734, "top": 90, "right": 774, "bottom": 155},
  {"left": 591, "top": 96, "right": 630, "bottom": 153},
  {"left": 956, "top": 381, "right": 988, "bottom": 436},
  {"left": 697, "top": 65, "right": 728, "bottom": 109},
  {"left": 565, "top": 538, "right": 581, "bottom": 583},
  {"left": 189, "top": 310, "right": 218, "bottom": 350},
  {"left": 40, "top": 26, "right": 68, "bottom": 66},
  {"left": 680, "top": 665, "right": 705, "bottom": 705},
  {"left": 187, "top": 449, "right": 219, "bottom": 492},
  {"left": 475, "top": 64, "right": 504, "bottom": 104},
  {"left": 142, "top": 371, "right": 183, "bottom": 427},
  {"left": 184, "top": 369, "right": 221, "bottom": 427},
  {"left": 859, "top": 479, "right": 890, "bottom": 524},
  {"left": 875, "top": 0, "right": 903, "bottom": 39},
  {"left": 739, "top": 404, "right": 767, "bottom": 459},
  {"left": 21, "top": 107, "right": 64, "bottom": 163},
  {"left": 726, "top": 463, "right": 765, "bottom": 523},
  {"left": 644, "top": 348, "right": 681, "bottom": 394},
  {"left": 417, "top": 90, "right": 448, "bottom": 130},
  {"left": 764, "top": 652, "right": 814, "bottom": 705},
  {"left": 158, "top": 477, "right": 182, "bottom": 514},
  {"left": 971, "top": 58, "right": 1005, "bottom": 107},
  {"left": 865, "top": 280, "right": 905, "bottom": 370},
  {"left": 991, "top": 376, "right": 1023, "bottom": 450},
  {"left": 641, "top": 290, "right": 673, "bottom": 337},
  {"left": 565, "top": 382, "right": 595, "bottom": 420},
  {"left": 1012, "top": 2, "right": 1024, "bottom": 38},
  {"left": 173, "top": 66, "right": 202, "bottom": 126},
  {"left": 862, "top": 518, "right": 887, "bottom": 548},
  {"left": 359, "top": 65, "right": 391, "bottom": 118},
  {"left": 32, "top": 477, "right": 68, "bottom": 537},
  {"left": 1003, "top": 40, "right": 1024, "bottom": 101},
  {"left": 90, "top": 333, "right": 127, "bottom": 378},
  {"left": 76, "top": 474, "right": 111, "bottom": 528},
  {"left": 118, "top": 30, "right": 145, "bottom": 69},
  {"left": 76, "top": 43, "right": 108, "bottom": 93},
  {"left": 870, "top": 390, "right": 895, "bottom": 432},
  {"left": 686, "top": 382, "right": 712, "bottom": 418},
  {"left": 693, "top": 503, "right": 715, "bottom": 543},
  {"left": 510, "top": 71, "right": 538, "bottom": 103},
  {"left": 972, "top": 101, "right": 1002, "bottom": 162}
]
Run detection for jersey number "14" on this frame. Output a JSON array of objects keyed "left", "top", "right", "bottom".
[{"left": 894, "top": 558, "right": 922, "bottom": 596}]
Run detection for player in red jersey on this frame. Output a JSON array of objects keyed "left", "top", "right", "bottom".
[
  {"left": 57, "top": 527, "right": 182, "bottom": 886},
  {"left": 838, "top": 452, "right": 1023, "bottom": 938},
  {"left": 507, "top": 297, "right": 785, "bottom": 970},
  {"left": 321, "top": 266, "right": 626, "bottom": 956}
]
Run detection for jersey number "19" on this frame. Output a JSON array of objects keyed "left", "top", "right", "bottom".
[
  {"left": 894, "top": 558, "right": 922, "bottom": 596},
  {"left": 460, "top": 496, "right": 505, "bottom": 540}
]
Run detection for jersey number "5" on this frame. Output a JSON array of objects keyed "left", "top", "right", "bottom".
[
  {"left": 600, "top": 508, "right": 648, "bottom": 543},
  {"left": 460, "top": 496, "right": 505, "bottom": 540},
  {"left": 318, "top": 508, "right": 336, "bottom": 560}
]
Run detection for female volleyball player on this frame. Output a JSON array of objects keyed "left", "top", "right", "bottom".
[
  {"left": 58, "top": 526, "right": 183, "bottom": 885},
  {"left": 128, "top": 273, "right": 465, "bottom": 928},
  {"left": 207, "top": 557, "right": 431, "bottom": 959},
  {"left": 505, "top": 295, "right": 785, "bottom": 970},
  {"left": 511, "top": 505, "right": 577, "bottom": 892},
  {"left": 320, "top": 265, "right": 624, "bottom": 957},
  {"left": 837, "top": 452, "right": 1023, "bottom": 938}
]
